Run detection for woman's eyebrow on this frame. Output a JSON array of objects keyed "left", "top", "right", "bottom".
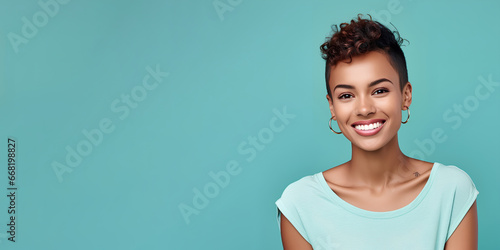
[
  {"left": 368, "top": 78, "right": 393, "bottom": 87},
  {"left": 333, "top": 78, "right": 393, "bottom": 91}
]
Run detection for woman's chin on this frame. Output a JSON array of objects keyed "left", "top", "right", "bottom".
[{"left": 349, "top": 137, "right": 393, "bottom": 152}]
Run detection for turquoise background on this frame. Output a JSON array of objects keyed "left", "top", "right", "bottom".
[{"left": 0, "top": 0, "right": 499, "bottom": 249}]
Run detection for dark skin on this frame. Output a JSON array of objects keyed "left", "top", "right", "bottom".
[{"left": 280, "top": 51, "right": 478, "bottom": 249}]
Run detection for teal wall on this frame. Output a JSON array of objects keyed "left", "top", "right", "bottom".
[{"left": 0, "top": 0, "right": 498, "bottom": 249}]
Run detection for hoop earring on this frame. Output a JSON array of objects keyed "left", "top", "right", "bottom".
[
  {"left": 402, "top": 107, "right": 410, "bottom": 124},
  {"left": 329, "top": 117, "right": 342, "bottom": 134}
]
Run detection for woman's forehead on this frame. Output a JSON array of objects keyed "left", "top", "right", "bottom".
[{"left": 329, "top": 51, "right": 399, "bottom": 87}]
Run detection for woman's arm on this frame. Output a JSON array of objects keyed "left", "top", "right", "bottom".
[
  {"left": 280, "top": 213, "right": 313, "bottom": 250},
  {"left": 444, "top": 200, "right": 478, "bottom": 250}
]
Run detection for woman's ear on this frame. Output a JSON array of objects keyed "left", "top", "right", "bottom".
[
  {"left": 402, "top": 82, "right": 412, "bottom": 110},
  {"left": 326, "top": 94, "right": 337, "bottom": 119}
]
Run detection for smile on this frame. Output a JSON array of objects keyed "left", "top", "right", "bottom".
[
  {"left": 351, "top": 119, "right": 386, "bottom": 136},
  {"left": 354, "top": 122, "right": 383, "bottom": 130}
]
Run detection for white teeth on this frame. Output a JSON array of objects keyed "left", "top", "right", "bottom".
[{"left": 355, "top": 122, "right": 383, "bottom": 131}]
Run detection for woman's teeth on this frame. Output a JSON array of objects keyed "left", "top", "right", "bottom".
[{"left": 354, "top": 122, "right": 383, "bottom": 131}]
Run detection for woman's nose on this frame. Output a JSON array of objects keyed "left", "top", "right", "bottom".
[{"left": 356, "top": 97, "right": 376, "bottom": 116}]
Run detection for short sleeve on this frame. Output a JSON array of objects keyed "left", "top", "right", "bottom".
[
  {"left": 275, "top": 178, "right": 311, "bottom": 243},
  {"left": 446, "top": 167, "right": 479, "bottom": 240}
]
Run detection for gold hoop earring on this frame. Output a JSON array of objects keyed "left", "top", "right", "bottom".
[
  {"left": 329, "top": 117, "right": 342, "bottom": 134},
  {"left": 402, "top": 107, "right": 410, "bottom": 124}
]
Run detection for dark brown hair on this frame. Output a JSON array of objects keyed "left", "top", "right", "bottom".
[{"left": 320, "top": 14, "right": 408, "bottom": 98}]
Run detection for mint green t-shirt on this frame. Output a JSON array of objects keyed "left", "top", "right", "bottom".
[{"left": 275, "top": 162, "right": 479, "bottom": 249}]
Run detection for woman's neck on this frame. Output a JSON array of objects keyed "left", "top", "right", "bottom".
[{"left": 347, "top": 135, "right": 412, "bottom": 190}]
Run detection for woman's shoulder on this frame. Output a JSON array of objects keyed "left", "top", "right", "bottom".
[
  {"left": 433, "top": 161, "right": 477, "bottom": 185},
  {"left": 417, "top": 161, "right": 478, "bottom": 202},
  {"left": 281, "top": 173, "right": 321, "bottom": 191},
  {"left": 277, "top": 172, "right": 326, "bottom": 202},
  {"left": 408, "top": 158, "right": 474, "bottom": 183}
]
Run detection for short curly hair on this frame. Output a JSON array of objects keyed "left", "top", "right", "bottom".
[{"left": 320, "top": 14, "right": 408, "bottom": 98}]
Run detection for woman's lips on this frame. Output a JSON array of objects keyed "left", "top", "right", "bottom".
[{"left": 351, "top": 119, "right": 386, "bottom": 136}]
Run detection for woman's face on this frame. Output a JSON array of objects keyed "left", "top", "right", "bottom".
[{"left": 326, "top": 50, "right": 412, "bottom": 152}]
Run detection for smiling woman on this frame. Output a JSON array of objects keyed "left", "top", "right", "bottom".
[{"left": 275, "top": 14, "right": 479, "bottom": 250}]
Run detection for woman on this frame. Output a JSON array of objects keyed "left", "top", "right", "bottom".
[{"left": 275, "top": 15, "right": 479, "bottom": 250}]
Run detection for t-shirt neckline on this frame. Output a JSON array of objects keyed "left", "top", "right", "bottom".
[{"left": 316, "top": 162, "right": 440, "bottom": 219}]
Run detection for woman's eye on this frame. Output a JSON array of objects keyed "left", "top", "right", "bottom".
[
  {"left": 338, "top": 93, "right": 352, "bottom": 99},
  {"left": 373, "top": 89, "right": 389, "bottom": 95}
]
